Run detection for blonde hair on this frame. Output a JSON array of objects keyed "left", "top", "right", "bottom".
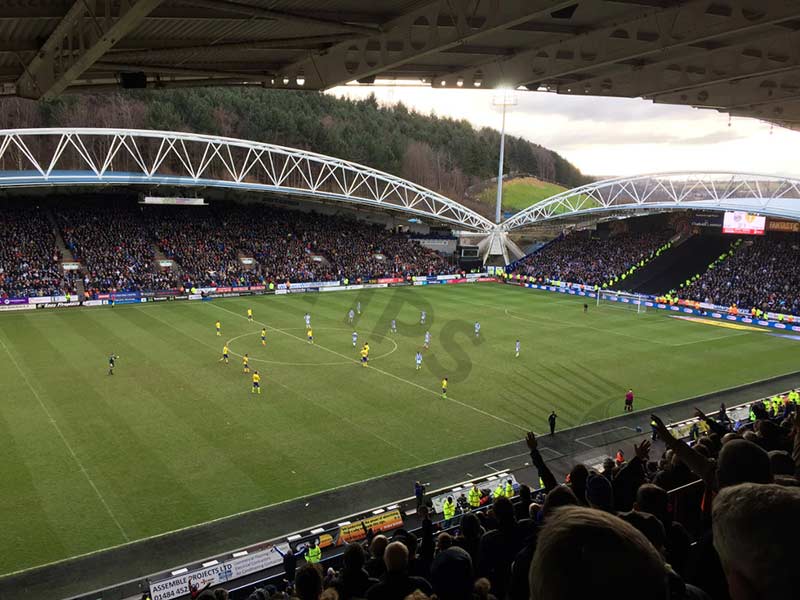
[
  {"left": 713, "top": 483, "right": 800, "bottom": 599},
  {"left": 529, "top": 506, "right": 667, "bottom": 600}
]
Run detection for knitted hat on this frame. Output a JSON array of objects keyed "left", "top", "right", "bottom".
[{"left": 585, "top": 473, "right": 614, "bottom": 511}]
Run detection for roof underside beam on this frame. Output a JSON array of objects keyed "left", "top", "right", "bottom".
[
  {"left": 16, "top": 0, "right": 166, "bottom": 100},
  {"left": 277, "top": 0, "right": 578, "bottom": 89},
  {"left": 562, "top": 28, "right": 800, "bottom": 102},
  {"left": 433, "top": 0, "right": 800, "bottom": 89},
  {"left": 176, "top": 0, "right": 379, "bottom": 36}
]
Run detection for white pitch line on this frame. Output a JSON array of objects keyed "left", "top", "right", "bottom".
[
  {"left": 211, "top": 303, "right": 529, "bottom": 433},
  {"left": 0, "top": 333, "right": 130, "bottom": 542},
  {"left": 574, "top": 426, "right": 637, "bottom": 448},
  {"left": 670, "top": 331, "right": 752, "bottom": 347},
  {"left": 137, "top": 308, "right": 423, "bottom": 463}
]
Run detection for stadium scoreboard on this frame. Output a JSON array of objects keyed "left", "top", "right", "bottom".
[{"left": 722, "top": 211, "right": 766, "bottom": 235}]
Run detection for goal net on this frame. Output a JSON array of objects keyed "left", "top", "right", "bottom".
[{"left": 596, "top": 289, "right": 648, "bottom": 313}]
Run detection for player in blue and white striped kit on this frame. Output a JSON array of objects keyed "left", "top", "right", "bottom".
[
  {"left": 415, "top": 351, "right": 423, "bottom": 370},
  {"left": 474, "top": 321, "right": 481, "bottom": 337},
  {"left": 352, "top": 331, "right": 358, "bottom": 347}
]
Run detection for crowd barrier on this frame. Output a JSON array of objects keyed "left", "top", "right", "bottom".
[
  {"left": 150, "top": 543, "right": 290, "bottom": 600},
  {"left": 504, "top": 279, "right": 800, "bottom": 333},
  {"left": 0, "top": 273, "right": 494, "bottom": 312}
]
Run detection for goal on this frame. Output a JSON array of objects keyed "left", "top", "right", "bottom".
[{"left": 596, "top": 289, "right": 648, "bottom": 313}]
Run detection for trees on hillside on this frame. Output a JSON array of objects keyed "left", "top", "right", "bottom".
[{"left": 0, "top": 88, "right": 590, "bottom": 195}]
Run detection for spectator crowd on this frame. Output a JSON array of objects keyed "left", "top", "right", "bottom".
[
  {"left": 144, "top": 206, "right": 453, "bottom": 289},
  {"left": 681, "top": 237, "right": 800, "bottom": 316},
  {"left": 513, "top": 231, "right": 671, "bottom": 288},
  {"left": 1, "top": 201, "right": 455, "bottom": 296},
  {"left": 56, "top": 206, "right": 179, "bottom": 295},
  {"left": 202, "top": 391, "right": 800, "bottom": 600},
  {"left": 0, "top": 206, "right": 73, "bottom": 298}
]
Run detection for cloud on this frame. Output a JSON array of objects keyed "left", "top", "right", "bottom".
[{"left": 328, "top": 85, "right": 800, "bottom": 178}]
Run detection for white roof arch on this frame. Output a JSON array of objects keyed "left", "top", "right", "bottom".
[
  {"left": 500, "top": 172, "right": 800, "bottom": 230},
  {"left": 0, "top": 127, "right": 495, "bottom": 232}
]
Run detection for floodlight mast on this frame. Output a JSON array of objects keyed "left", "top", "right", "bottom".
[{"left": 492, "top": 89, "right": 518, "bottom": 224}]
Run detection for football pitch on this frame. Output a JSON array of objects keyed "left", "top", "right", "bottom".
[{"left": 2, "top": 282, "right": 800, "bottom": 575}]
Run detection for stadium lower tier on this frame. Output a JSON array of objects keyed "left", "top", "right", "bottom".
[
  {"left": 0, "top": 198, "right": 456, "bottom": 299},
  {"left": 511, "top": 225, "right": 800, "bottom": 317},
  {"left": 1, "top": 282, "right": 800, "bottom": 596}
]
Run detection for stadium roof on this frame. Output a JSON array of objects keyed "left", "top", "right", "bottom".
[
  {"left": 501, "top": 172, "right": 800, "bottom": 230},
  {"left": 2, "top": 1, "right": 800, "bottom": 130}
]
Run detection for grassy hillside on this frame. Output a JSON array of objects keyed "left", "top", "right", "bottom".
[{"left": 478, "top": 177, "right": 568, "bottom": 212}]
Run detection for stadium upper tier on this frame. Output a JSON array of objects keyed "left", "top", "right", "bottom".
[
  {"left": 0, "top": 128, "right": 494, "bottom": 232},
  {"left": 2, "top": 129, "right": 799, "bottom": 235},
  {"left": 2, "top": 1, "right": 800, "bottom": 129},
  {"left": 0, "top": 200, "right": 456, "bottom": 298}
]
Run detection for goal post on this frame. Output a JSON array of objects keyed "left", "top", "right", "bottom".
[{"left": 596, "top": 289, "right": 648, "bottom": 313}]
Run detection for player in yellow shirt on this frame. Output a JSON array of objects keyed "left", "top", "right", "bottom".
[
  {"left": 242, "top": 353, "right": 250, "bottom": 373},
  {"left": 247, "top": 308, "right": 253, "bottom": 322},
  {"left": 251, "top": 370, "right": 261, "bottom": 394},
  {"left": 360, "top": 343, "right": 369, "bottom": 367},
  {"left": 261, "top": 328, "right": 267, "bottom": 346},
  {"left": 215, "top": 320, "right": 221, "bottom": 336},
  {"left": 307, "top": 328, "right": 314, "bottom": 344},
  {"left": 220, "top": 345, "right": 229, "bottom": 364},
  {"left": 441, "top": 377, "right": 448, "bottom": 399}
]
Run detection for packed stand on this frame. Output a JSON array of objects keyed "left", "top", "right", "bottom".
[
  {"left": 144, "top": 206, "right": 454, "bottom": 288},
  {"left": 0, "top": 207, "right": 73, "bottom": 298},
  {"left": 212, "top": 392, "right": 800, "bottom": 600},
  {"left": 56, "top": 206, "right": 178, "bottom": 295},
  {"left": 514, "top": 231, "right": 671, "bottom": 287},
  {"left": 681, "top": 236, "right": 800, "bottom": 316},
  {"left": 144, "top": 207, "right": 258, "bottom": 288}
]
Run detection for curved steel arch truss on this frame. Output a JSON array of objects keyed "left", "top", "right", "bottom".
[
  {"left": 500, "top": 172, "right": 800, "bottom": 231},
  {"left": 0, "top": 128, "right": 494, "bottom": 232}
]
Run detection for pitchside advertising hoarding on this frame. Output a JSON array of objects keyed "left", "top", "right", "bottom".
[
  {"left": 149, "top": 543, "right": 289, "bottom": 600},
  {"left": 149, "top": 510, "right": 406, "bottom": 599},
  {"left": 0, "top": 273, "right": 494, "bottom": 312},
  {"left": 509, "top": 280, "right": 800, "bottom": 333}
]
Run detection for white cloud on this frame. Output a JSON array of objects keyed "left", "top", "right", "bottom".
[{"left": 328, "top": 85, "right": 800, "bottom": 179}]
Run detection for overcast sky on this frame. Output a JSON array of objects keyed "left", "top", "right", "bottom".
[{"left": 329, "top": 85, "right": 800, "bottom": 179}]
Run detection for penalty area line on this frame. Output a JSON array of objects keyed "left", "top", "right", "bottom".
[
  {"left": 211, "top": 303, "right": 529, "bottom": 434},
  {"left": 0, "top": 333, "right": 130, "bottom": 543}
]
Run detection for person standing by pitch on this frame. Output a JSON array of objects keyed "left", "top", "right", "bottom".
[{"left": 548, "top": 411, "right": 557, "bottom": 435}]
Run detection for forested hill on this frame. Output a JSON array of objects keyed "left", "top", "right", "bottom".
[{"left": 0, "top": 88, "right": 589, "bottom": 201}]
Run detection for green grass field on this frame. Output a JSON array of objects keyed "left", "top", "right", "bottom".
[
  {"left": 477, "top": 177, "right": 597, "bottom": 214},
  {"left": 2, "top": 283, "right": 800, "bottom": 575}
]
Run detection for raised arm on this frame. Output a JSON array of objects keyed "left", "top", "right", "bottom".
[
  {"left": 651, "top": 414, "right": 716, "bottom": 489},
  {"left": 693, "top": 407, "right": 728, "bottom": 437},
  {"left": 526, "top": 431, "right": 558, "bottom": 493}
]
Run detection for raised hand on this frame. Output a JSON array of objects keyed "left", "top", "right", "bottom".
[
  {"left": 634, "top": 439, "right": 651, "bottom": 461},
  {"left": 526, "top": 431, "right": 538, "bottom": 451}
]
